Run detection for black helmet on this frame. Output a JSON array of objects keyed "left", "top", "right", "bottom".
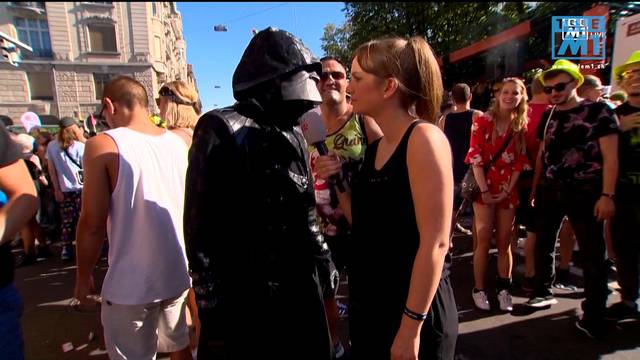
[{"left": 233, "top": 27, "right": 321, "bottom": 101}]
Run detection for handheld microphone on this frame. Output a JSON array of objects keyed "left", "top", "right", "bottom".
[{"left": 300, "top": 109, "right": 346, "bottom": 192}]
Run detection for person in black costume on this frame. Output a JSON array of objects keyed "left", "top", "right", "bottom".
[
  {"left": 183, "top": 28, "right": 334, "bottom": 359},
  {"left": 316, "top": 36, "right": 458, "bottom": 359}
]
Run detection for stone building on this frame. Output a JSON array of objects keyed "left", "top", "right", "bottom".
[{"left": 0, "top": 1, "right": 198, "bottom": 124}]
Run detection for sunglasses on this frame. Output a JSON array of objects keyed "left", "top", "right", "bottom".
[
  {"left": 543, "top": 80, "right": 574, "bottom": 94},
  {"left": 320, "top": 71, "right": 346, "bottom": 81},
  {"left": 621, "top": 68, "right": 640, "bottom": 80},
  {"left": 157, "top": 87, "right": 193, "bottom": 106}
]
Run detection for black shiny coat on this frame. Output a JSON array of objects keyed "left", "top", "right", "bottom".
[{"left": 184, "top": 105, "right": 333, "bottom": 359}]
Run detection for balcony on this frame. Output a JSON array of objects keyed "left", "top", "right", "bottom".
[
  {"left": 7, "top": 2, "right": 46, "bottom": 16},
  {"left": 79, "top": 2, "right": 114, "bottom": 9}
]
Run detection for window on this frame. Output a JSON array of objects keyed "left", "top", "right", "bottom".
[
  {"left": 152, "top": 2, "right": 157, "bottom": 16},
  {"left": 93, "top": 73, "right": 112, "bottom": 100},
  {"left": 154, "top": 35, "right": 161, "bottom": 59},
  {"left": 14, "top": 17, "right": 52, "bottom": 58},
  {"left": 88, "top": 24, "right": 117, "bottom": 53},
  {"left": 28, "top": 72, "right": 53, "bottom": 100}
]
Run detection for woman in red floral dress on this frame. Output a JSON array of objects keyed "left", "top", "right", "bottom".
[{"left": 465, "top": 78, "right": 531, "bottom": 312}]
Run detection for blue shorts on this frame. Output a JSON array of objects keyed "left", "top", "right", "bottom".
[{"left": 0, "top": 283, "right": 24, "bottom": 360}]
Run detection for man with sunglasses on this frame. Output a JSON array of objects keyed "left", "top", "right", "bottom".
[
  {"left": 606, "top": 50, "right": 640, "bottom": 322},
  {"left": 527, "top": 60, "right": 619, "bottom": 339}
]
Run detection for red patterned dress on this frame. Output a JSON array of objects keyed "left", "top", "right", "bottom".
[{"left": 464, "top": 114, "right": 531, "bottom": 209}]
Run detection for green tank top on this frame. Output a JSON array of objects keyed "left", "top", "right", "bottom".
[{"left": 309, "top": 114, "right": 366, "bottom": 236}]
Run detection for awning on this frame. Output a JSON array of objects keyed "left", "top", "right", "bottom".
[{"left": 449, "top": 20, "right": 532, "bottom": 64}]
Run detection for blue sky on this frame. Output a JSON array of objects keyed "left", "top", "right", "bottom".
[{"left": 178, "top": 2, "right": 347, "bottom": 112}]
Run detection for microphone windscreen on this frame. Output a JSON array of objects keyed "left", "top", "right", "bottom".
[{"left": 300, "top": 108, "right": 327, "bottom": 144}]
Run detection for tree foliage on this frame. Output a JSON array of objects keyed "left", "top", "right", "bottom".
[
  {"left": 320, "top": 22, "right": 353, "bottom": 66},
  {"left": 320, "top": 2, "right": 603, "bottom": 65}
]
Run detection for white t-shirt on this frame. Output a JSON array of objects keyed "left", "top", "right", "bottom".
[{"left": 45, "top": 139, "right": 85, "bottom": 192}]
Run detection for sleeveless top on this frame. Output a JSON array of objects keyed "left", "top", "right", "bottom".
[
  {"left": 443, "top": 110, "right": 475, "bottom": 183},
  {"left": 101, "top": 127, "right": 191, "bottom": 305},
  {"left": 309, "top": 114, "right": 366, "bottom": 237},
  {"left": 351, "top": 121, "right": 451, "bottom": 308}
]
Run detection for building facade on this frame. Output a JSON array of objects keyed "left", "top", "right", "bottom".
[{"left": 0, "top": 1, "right": 197, "bottom": 124}]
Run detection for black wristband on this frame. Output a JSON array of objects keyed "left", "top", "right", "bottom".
[
  {"left": 403, "top": 306, "right": 428, "bottom": 321},
  {"left": 601, "top": 192, "right": 615, "bottom": 199}
]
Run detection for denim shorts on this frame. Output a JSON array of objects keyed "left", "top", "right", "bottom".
[{"left": 0, "top": 283, "right": 24, "bottom": 360}]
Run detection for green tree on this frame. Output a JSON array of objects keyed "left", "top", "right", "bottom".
[
  {"left": 321, "top": 2, "right": 603, "bottom": 61},
  {"left": 322, "top": 2, "right": 526, "bottom": 59},
  {"left": 320, "top": 22, "right": 353, "bottom": 66}
]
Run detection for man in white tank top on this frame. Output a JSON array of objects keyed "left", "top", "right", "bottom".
[{"left": 74, "top": 76, "right": 195, "bottom": 359}]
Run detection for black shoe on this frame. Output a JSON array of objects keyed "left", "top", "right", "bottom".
[
  {"left": 604, "top": 258, "right": 616, "bottom": 271},
  {"left": 575, "top": 317, "right": 605, "bottom": 339},
  {"left": 553, "top": 268, "right": 577, "bottom": 291},
  {"left": 604, "top": 302, "right": 639, "bottom": 321},
  {"left": 525, "top": 295, "right": 558, "bottom": 308},
  {"left": 16, "top": 253, "right": 37, "bottom": 267}
]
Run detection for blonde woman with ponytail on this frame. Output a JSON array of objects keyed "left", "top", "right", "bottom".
[
  {"left": 315, "top": 36, "right": 458, "bottom": 359},
  {"left": 156, "top": 80, "right": 201, "bottom": 147},
  {"left": 465, "top": 77, "right": 531, "bottom": 313},
  {"left": 156, "top": 80, "right": 202, "bottom": 355}
]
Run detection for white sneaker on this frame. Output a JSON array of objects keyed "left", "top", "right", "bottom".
[
  {"left": 497, "top": 290, "right": 513, "bottom": 312},
  {"left": 472, "top": 289, "right": 490, "bottom": 311}
]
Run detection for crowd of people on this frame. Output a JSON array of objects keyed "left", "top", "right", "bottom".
[
  {"left": 0, "top": 26, "right": 638, "bottom": 360},
  {"left": 439, "top": 54, "right": 640, "bottom": 340}
]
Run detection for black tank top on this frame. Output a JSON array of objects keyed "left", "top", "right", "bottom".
[
  {"left": 350, "top": 121, "right": 451, "bottom": 303},
  {"left": 443, "top": 110, "right": 474, "bottom": 183}
]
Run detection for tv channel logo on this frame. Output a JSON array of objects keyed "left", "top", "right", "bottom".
[{"left": 552, "top": 16, "right": 606, "bottom": 60}]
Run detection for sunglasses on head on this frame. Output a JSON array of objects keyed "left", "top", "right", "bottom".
[
  {"left": 543, "top": 80, "right": 574, "bottom": 94},
  {"left": 320, "top": 71, "right": 346, "bottom": 81},
  {"left": 158, "top": 87, "right": 193, "bottom": 106}
]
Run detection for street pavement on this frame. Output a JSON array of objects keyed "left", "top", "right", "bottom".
[{"left": 13, "top": 228, "right": 640, "bottom": 360}]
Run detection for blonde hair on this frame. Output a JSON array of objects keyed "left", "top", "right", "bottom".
[
  {"left": 15, "top": 133, "right": 35, "bottom": 153},
  {"left": 58, "top": 125, "right": 80, "bottom": 150},
  {"left": 161, "top": 80, "right": 200, "bottom": 130},
  {"left": 487, "top": 77, "right": 529, "bottom": 154},
  {"left": 353, "top": 36, "right": 443, "bottom": 123}
]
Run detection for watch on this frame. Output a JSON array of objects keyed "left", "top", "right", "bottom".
[{"left": 601, "top": 192, "right": 615, "bottom": 200}]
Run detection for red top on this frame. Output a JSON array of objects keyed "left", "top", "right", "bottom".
[{"left": 465, "top": 114, "right": 531, "bottom": 209}]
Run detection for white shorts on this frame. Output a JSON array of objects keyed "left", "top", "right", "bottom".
[{"left": 101, "top": 289, "right": 190, "bottom": 359}]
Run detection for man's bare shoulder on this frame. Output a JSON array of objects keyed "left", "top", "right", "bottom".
[
  {"left": 84, "top": 133, "right": 118, "bottom": 167},
  {"left": 86, "top": 133, "right": 117, "bottom": 153}
]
